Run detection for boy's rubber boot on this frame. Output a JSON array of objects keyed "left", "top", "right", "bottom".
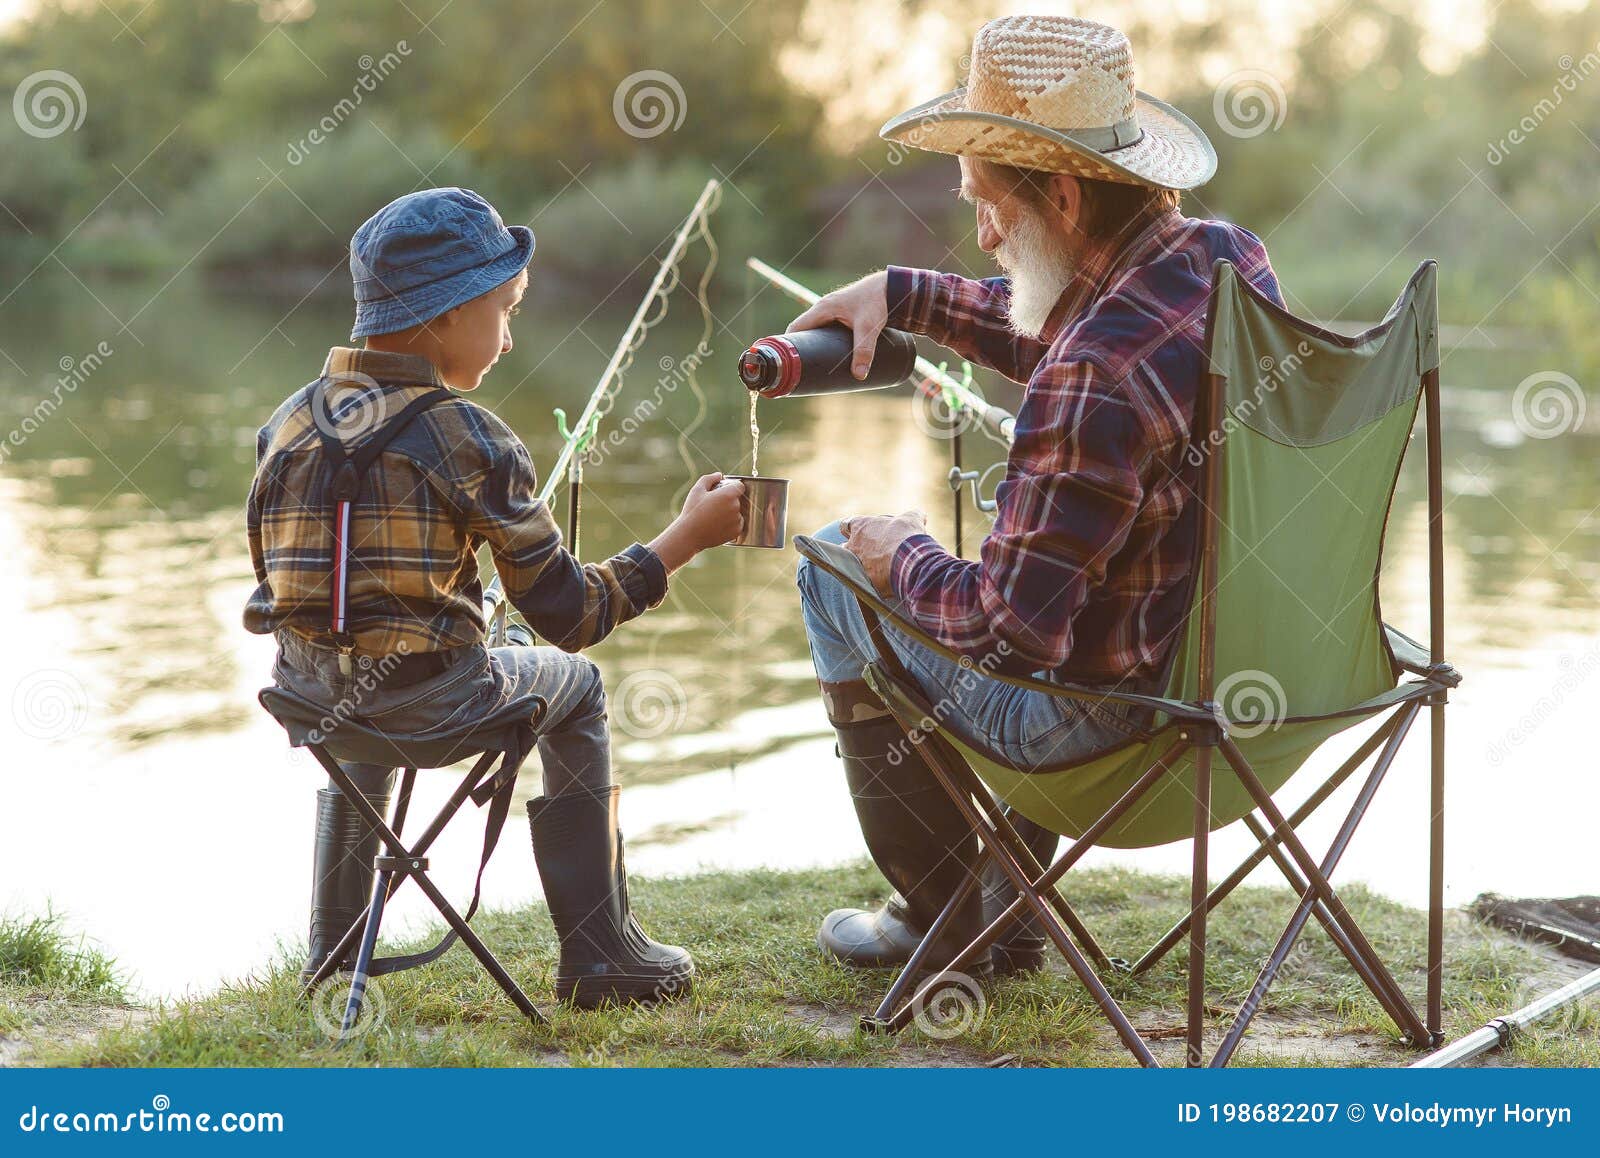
[
  {"left": 982, "top": 810, "right": 1060, "bottom": 976},
  {"left": 815, "top": 680, "right": 989, "bottom": 977},
  {"left": 527, "top": 786, "right": 694, "bottom": 1009},
  {"left": 301, "top": 784, "right": 392, "bottom": 984}
]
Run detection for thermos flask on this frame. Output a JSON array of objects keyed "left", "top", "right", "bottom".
[{"left": 738, "top": 322, "right": 918, "bottom": 398}]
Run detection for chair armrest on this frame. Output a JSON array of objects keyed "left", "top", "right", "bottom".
[
  {"left": 794, "top": 533, "right": 879, "bottom": 601},
  {"left": 1383, "top": 623, "right": 1461, "bottom": 687},
  {"left": 791, "top": 534, "right": 1210, "bottom": 722}
]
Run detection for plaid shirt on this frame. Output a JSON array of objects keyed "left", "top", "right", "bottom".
[
  {"left": 244, "top": 346, "right": 667, "bottom": 656},
  {"left": 885, "top": 209, "right": 1281, "bottom": 685}
]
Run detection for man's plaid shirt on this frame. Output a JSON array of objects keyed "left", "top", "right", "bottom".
[
  {"left": 885, "top": 209, "right": 1281, "bottom": 686},
  {"left": 244, "top": 346, "right": 666, "bottom": 656}
]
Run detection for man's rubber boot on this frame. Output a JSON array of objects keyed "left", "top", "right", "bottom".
[
  {"left": 815, "top": 680, "right": 988, "bottom": 977},
  {"left": 982, "top": 809, "right": 1060, "bottom": 976},
  {"left": 527, "top": 786, "right": 694, "bottom": 1010},
  {"left": 301, "top": 783, "right": 392, "bottom": 984}
]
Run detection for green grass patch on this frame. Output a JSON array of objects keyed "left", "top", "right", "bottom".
[
  {"left": 0, "top": 910, "right": 122, "bottom": 997},
  {"left": 27, "top": 865, "right": 1600, "bottom": 1068},
  {"left": 1, "top": 908, "right": 132, "bottom": 1059}
]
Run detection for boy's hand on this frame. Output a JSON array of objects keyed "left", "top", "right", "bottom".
[{"left": 649, "top": 473, "right": 746, "bottom": 573}]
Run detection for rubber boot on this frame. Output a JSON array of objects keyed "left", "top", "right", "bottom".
[
  {"left": 527, "top": 786, "right": 694, "bottom": 1009},
  {"left": 301, "top": 781, "right": 392, "bottom": 983},
  {"left": 982, "top": 809, "right": 1060, "bottom": 975},
  {"left": 815, "top": 681, "right": 988, "bottom": 977}
]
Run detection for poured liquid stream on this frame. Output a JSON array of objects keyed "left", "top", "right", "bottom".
[{"left": 748, "top": 389, "right": 760, "bottom": 477}]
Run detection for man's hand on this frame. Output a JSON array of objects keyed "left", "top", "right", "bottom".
[
  {"left": 841, "top": 509, "right": 928, "bottom": 597},
  {"left": 786, "top": 270, "right": 889, "bottom": 381}
]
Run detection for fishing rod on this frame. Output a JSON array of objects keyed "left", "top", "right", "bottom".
[
  {"left": 1409, "top": 963, "right": 1600, "bottom": 1067},
  {"left": 745, "top": 255, "right": 1015, "bottom": 558},
  {"left": 482, "top": 178, "right": 723, "bottom": 642}
]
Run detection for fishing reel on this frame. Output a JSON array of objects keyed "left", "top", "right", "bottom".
[{"left": 948, "top": 461, "right": 1004, "bottom": 516}]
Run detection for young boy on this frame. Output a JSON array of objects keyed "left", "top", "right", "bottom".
[{"left": 244, "top": 187, "right": 744, "bottom": 1008}]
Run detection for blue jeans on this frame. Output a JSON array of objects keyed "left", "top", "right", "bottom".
[
  {"left": 795, "top": 520, "right": 1145, "bottom": 772},
  {"left": 273, "top": 630, "right": 613, "bottom": 800}
]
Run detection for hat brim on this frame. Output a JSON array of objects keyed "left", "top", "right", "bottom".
[
  {"left": 880, "top": 88, "right": 1216, "bottom": 191},
  {"left": 351, "top": 225, "right": 535, "bottom": 341}
]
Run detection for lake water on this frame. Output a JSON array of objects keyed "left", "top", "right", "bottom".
[{"left": 0, "top": 268, "right": 1595, "bottom": 1002}]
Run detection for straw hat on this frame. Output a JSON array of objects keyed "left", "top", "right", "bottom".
[{"left": 880, "top": 15, "right": 1216, "bottom": 191}]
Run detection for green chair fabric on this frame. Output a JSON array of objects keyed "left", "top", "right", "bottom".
[{"left": 795, "top": 260, "right": 1452, "bottom": 849}]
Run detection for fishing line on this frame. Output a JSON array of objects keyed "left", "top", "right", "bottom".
[
  {"left": 644, "top": 182, "right": 724, "bottom": 678},
  {"left": 483, "top": 179, "right": 724, "bottom": 645}
]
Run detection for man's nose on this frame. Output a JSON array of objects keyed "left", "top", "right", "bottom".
[
  {"left": 501, "top": 332, "right": 513, "bottom": 354},
  {"left": 976, "top": 205, "right": 1002, "bottom": 254}
]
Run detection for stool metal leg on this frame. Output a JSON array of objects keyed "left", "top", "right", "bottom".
[
  {"left": 308, "top": 744, "right": 547, "bottom": 1027},
  {"left": 303, "top": 758, "right": 484, "bottom": 995},
  {"left": 340, "top": 866, "right": 392, "bottom": 1042}
]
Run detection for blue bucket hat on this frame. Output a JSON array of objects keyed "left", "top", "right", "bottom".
[{"left": 348, "top": 187, "right": 534, "bottom": 340}]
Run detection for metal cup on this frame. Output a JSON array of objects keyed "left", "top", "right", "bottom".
[{"left": 725, "top": 474, "right": 789, "bottom": 549}]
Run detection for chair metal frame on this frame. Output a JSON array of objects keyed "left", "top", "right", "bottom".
[
  {"left": 260, "top": 686, "right": 549, "bottom": 1040},
  {"left": 796, "top": 264, "right": 1460, "bottom": 1067}
]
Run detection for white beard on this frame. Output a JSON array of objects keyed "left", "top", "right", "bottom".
[{"left": 996, "top": 209, "right": 1076, "bottom": 339}]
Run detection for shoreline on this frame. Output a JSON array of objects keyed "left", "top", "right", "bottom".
[{"left": 5, "top": 863, "right": 1594, "bottom": 1069}]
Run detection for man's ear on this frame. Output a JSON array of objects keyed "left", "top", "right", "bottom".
[{"left": 1051, "top": 173, "right": 1083, "bottom": 233}]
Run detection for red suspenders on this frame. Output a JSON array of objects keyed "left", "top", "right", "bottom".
[{"left": 309, "top": 378, "right": 453, "bottom": 672}]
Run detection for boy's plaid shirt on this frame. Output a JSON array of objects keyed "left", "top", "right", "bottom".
[
  {"left": 885, "top": 209, "right": 1281, "bottom": 686},
  {"left": 244, "top": 346, "right": 667, "bottom": 656}
]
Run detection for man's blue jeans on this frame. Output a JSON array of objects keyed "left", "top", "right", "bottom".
[{"left": 796, "top": 520, "right": 1146, "bottom": 772}]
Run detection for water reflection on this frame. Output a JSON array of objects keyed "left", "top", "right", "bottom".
[{"left": 0, "top": 270, "right": 1596, "bottom": 1000}]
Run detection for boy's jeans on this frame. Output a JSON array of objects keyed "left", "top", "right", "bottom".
[
  {"left": 273, "top": 630, "right": 612, "bottom": 799},
  {"left": 795, "top": 520, "right": 1149, "bottom": 772}
]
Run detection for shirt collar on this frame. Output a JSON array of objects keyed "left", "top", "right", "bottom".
[
  {"left": 1040, "top": 207, "right": 1188, "bottom": 341},
  {"left": 321, "top": 345, "right": 448, "bottom": 389}
]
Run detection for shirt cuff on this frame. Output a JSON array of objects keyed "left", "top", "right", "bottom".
[
  {"left": 885, "top": 266, "right": 947, "bottom": 336},
  {"left": 620, "top": 542, "right": 669, "bottom": 610},
  {"left": 890, "top": 531, "right": 943, "bottom": 597}
]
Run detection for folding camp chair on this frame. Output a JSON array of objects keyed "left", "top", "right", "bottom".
[
  {"left": 793, "top": 258, "right": 1460, "bottom": 1067},
  {"left": 259, "top": 684, "right": 548, "bottom": 1039}
]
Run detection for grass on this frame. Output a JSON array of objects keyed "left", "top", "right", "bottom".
[
  {"left": 23, "top": 863, "right": 1598, "bottom": 1069},
  {"left": 0, "top": 909, "right": 134, "bottom": 1061}
]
